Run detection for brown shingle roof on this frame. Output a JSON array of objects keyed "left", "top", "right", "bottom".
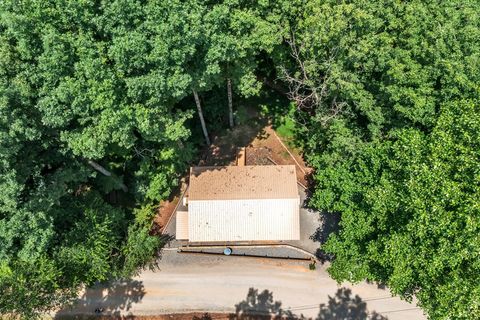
[{"left": 188, "top": 165, "right": 298, "bottom": 201}]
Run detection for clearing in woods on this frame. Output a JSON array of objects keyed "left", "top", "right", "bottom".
[{"left": 155, "top": 95, "right": 311, "bottom": 234}]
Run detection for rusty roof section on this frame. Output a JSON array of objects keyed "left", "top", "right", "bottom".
[{"left": 188, "top": 165, "right": 298, "bottom": 201}]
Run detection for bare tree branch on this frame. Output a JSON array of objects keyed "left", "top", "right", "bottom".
[
  {"left": 280, "top": 31, "right": 347, "bottom": 127},
  {"left": 87, "top": 160, "right": 128, "bottom": 192}
]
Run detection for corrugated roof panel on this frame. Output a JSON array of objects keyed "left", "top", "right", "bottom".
[
  {"left": 188, "top": 198, "right": 300, "bottom": 242},
  {"left": 175, "top": 211, "right": 189, "bottom": 240},
  {"left": 189, "top": 165, "right": 298, "bottom": 201}
]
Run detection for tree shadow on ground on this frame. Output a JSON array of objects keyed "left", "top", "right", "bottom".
[
  {"left": 230, "top": 288, "right": 285, "bottom": 320},
  {"left": 223, "top": 287, "right": 387, "bottom": 320},
  {"left": 200, "top": 111, "right": 269, "bottom": 166},
  {"left": 317, "top": 288, "right": 388, "bottom": 320},
  {"left": 54, "top": 279, "right": 145, "bottom": 319},
  {"left": 366, "top": 280, "right": 387, "bottom": 291},
  {"left": 197, "top": 88, "right": 291, "bottom": 167},
  {"left": 310, "top": 212, "right": 341, "bottom": 264}
]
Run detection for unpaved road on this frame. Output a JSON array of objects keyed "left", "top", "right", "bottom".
[{"left": 56, "top": 251, "right": 426, "bottom": 320}]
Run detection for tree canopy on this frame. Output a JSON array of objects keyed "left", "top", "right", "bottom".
[
  {"left": 0, "top": 0, "right": 281, "bottom": 317},
  {"left": 280, "top": 1, "right": 480, "bottom": 319},
  {"left": 1, "top": 0, "right": 479, "bottom": 319}
]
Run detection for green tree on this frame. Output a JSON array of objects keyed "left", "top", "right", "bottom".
[
  {"left": 3, "top": 0, "right": 478, "bottom": 319},
  {"left": 322, "top": 101, "right": 480, "bottom": 319},
  {"left": 281, "top": 1, "right": 480, "bottom": 319},
  {"left": 202, "top": 0, "right": 285, "bottom": 127},
  {"left": 0, "top": 0, "right": 193, "bottom": 317}
]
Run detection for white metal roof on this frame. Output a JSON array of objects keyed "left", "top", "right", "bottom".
[{"left": 187, "top": 198, "right": 300, "bottom": 242}]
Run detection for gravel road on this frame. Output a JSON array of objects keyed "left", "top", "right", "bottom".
[{"left": 55, "top": 251, "right": 426, "bottom": 320}]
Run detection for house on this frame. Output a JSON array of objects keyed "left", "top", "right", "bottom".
[{"left": 176, "top": 165, "right": 300, "bottom": 242}]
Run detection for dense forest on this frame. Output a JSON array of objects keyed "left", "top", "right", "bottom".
[{"left": 0, "top": 1, "right": 479, "bottom": 319}]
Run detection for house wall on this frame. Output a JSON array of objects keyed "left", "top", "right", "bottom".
[
  {"left": 188, "top": 198, "right": 300, "bottom": 242},
  {"left": 175, "top": 211, "right": 189, "bottom": 240}
]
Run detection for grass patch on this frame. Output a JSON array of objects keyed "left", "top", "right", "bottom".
[
  {"left": 260, "top": 99, "right": 298, "bottom": 147},
  {"left": 276, "top": 115, "right": 296, "bottom": 140}
]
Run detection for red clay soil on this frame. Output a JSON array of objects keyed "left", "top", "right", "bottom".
[
  {"left": 154, "top": 195, "right": 180, "bottom": 234},
  {"left": 249, "top": 126, "right": 312, "bottom": 187},
  {"left": 154, "top": 176, "right": 190, "bottom": 235}
]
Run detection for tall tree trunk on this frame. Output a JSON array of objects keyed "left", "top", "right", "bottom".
[
  {"left": 193, "top": 89, "right": 211, "bottom": 145},
  {"left": 227, "top": 78, "right": 234, "bottom": 128},
  {"left": 87, "top": 160, "right": 128, "bottom": 192}
]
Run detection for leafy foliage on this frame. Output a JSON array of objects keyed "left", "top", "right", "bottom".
[
  {"left": 1, "top": 0, "right": 479, "bottom": 319},
  {"left": 0, "top": 0, "right": 282, "bottom": 317},
  {"left": 322, "top": 101, "right": 480, "bottom": 319},
  {"left": 0, "top": 0, "right": 193, "bottom": 316},
  {"left": 281, "top": 1, "right": 480, "bottom": 319}
]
